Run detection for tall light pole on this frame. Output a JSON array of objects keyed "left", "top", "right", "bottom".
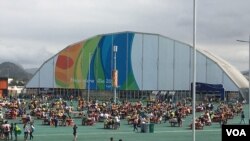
[
  {"left": 88, "top": 53, "right": 92, "bottom": 103},
  {"left": 113, "top": 46, "right": 118, "bottom": 104},
  {"left": 192, "top": 0, "right": 197, "bottom": 141},
  {"left": 237, "top": 35, "right": 250, "bottom": 125}
]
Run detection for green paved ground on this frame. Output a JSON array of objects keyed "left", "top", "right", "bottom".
[{"left": 7, "top": 104, "right": 249, "bottom": 141}]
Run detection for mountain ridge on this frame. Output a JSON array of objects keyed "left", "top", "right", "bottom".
[{"left": 0, "top": 62, "right": 35, "bottom": 83}]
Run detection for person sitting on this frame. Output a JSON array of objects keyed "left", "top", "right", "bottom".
[
  {"left": 195, "top": 119, "right": 204, "bottom": 129},
  {"left": 169, "top": 117, "right": 178, "bottom": 127},
  {"left": 99, "top": 113, "right": 105, "bottom": 122},
  {"left": 85, "top": 117, "right": 95, "bottom": 126},
  {"left": 104, "top": 117, "right": 114, "bottom": 129},
  {"left": 66, "top": 116, "right": 74, "bottom": 126},
  {"left": 50, "top": 116, "right": 55, "bottom": 126},
  {"left": 190, "top": 118, "right": 204, "bottom": 130},
  {"left": 104, "top": 118, "right": 110, "bottom": 129}
]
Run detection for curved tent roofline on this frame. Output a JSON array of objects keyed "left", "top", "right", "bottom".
[{"left": 197, "top": 48, "right": 248, "bottom": 89}]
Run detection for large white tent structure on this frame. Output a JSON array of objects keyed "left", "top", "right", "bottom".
[{"left": 25, "top": 31, "right": 249, "bottom": 101}]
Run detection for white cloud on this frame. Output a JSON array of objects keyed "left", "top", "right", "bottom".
[
  {"left": 0, "top": 0, "right": 249, "bottom": 71},
  {"left": 0, "top": 38, "right": 57, "bottom": 68}
]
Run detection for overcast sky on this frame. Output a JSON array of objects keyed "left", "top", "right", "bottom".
[{"left": 0, "top": 0, "right": 250, "bottom": 71}]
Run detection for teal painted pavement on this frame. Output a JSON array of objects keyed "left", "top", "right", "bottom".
[{"left": 5, "top": 104, "right": 249, "bottom": 141}]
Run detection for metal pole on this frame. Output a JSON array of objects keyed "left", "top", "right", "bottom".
[
  {"left": 88, "top": 53, "right": 91, "bottom": 103},
  {"left": 192, "top": 0, "right": 197, "bottom": 140},
  {"left": 113, "top": 46, "right": 118, "bottom": 104}
]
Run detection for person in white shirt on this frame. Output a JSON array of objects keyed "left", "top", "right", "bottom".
[
  {"left": 2, "top": 121, "right": 11, "bottom": 140},
  {"left": 114, "top": 116, "right": 120, "bottom": 129},
  {"left": 23, "top": 122, "right": 30, "bottom": 141},
  {"left": 104, "top": 113, "right": 109, "bottom": 119}
]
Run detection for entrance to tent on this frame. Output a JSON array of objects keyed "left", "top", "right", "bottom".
[{"left": 191, "top": 82, "right": 225, "bottom": 102}]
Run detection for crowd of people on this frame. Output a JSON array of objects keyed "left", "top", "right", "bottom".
[
  {"left": 0, "top": 120, "right": 30, "bottom": 141},
  {"left": 0, "top": 94, "right": 247, "bottom": 141}
]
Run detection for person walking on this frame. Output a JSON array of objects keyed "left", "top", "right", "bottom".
[
  {"left": 29, "top": 123, "right": 35, "bottom": 140},
  {"left": 133, "top": 118, "right": 138, "bottom": 132},
  {"left": 10, "top": 123, "right": 14, "bottom": 140},
  {"left": 54, "top": 116, "right": 58, "bottom": 128},
  {"left": 240, "top": 111, "right": 245, "bottom": 124},
  {"left": 23, "top": 123, "right": 30, "bottom": 141},
  {"left": 73, "top": 124, "right": 78, "bottom": 141},
  {"left": 2, "top": 120, "right": 10, "bottom": 141},
  {"left": 13, "top": 123, "right": 20, "bottom": 141}
]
